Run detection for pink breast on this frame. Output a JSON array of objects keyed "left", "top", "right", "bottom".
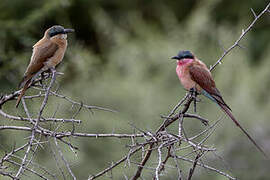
[{"left": 176, "top": 59, "right": 193, "bottom": 78}]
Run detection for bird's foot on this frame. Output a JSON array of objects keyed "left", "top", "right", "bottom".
[{"left": 38, "top": 72, "right": 46, "bottom": 86}]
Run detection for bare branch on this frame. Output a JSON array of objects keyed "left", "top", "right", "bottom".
[
  {"left": 174, "top": 155, "right": 236, "bottom": 180},
  {"left": 15, "top": 68, "right": 57, "bottom": 178},
  {"left": 210, "top": 2, "right": 270, "bottom": 71},
  {"left": 0, "top": 170, "right": 19, "bottom": 180},
  {"left": 250, "top": 8, "right": 257, "bottom": 18},
  {"left": 7, "top": 159, "right": 50, "bottom": 180},
  {"left": 0, "top": 109, "right": 81, "bottom": 123},
  {"left": 54, "top": 137, "right": 77, "bottom": 180},
  {"left": 155, "top": 142, "right": 166, "bottom": 180},
  {"left": 48, "top": 138, "right": 66, "bottom": 180},
  {"left": 48, "top": 90, "right": 117, "bottom": 113},
  {"left": 0, "top": 143, "right": 28, "bottom": 166},
  {"left": 88, "top": 147, "right": 142, "bottom": 180},
  {"left": 187, "top": 153, "right": 202, "bottom": 180}
]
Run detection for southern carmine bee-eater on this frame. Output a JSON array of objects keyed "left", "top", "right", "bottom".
[
  {"left": 15, "top": 25, "right": 74, "bottom": 107},
  {"left": 171, "top": 50, "right": 267, "bottom": 157}
]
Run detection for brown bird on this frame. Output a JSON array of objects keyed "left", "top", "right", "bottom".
[{"left": 15, "top": 25, "right": 74, "bottom": 108}]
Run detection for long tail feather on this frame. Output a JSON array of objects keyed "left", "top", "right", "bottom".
[
  {"left": 201, "top": 89, "right": 268, "bottom": 158},
  {"left": 219, "top": 103, "right": 268, "bottom": 158},
  {"left": 15, "top": 81, "right": 30, "bottom": 108}
]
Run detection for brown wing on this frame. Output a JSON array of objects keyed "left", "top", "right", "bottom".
[
  {"left": 189, "top": 64, "right": 231, "bottom": 110},
  {"left": 19, "top": 39, "right": 58, "bottom": 88},
  {"left": 24, "top": 40, "right": 58, "bottom": 76}
]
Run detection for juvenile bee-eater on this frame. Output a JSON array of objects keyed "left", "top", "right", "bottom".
[
  {"left": 15, "top": 25, "right": 74, "bottom": 108},
  {"left": 172, "top": 50, "right": 267, "bottom": 157}
]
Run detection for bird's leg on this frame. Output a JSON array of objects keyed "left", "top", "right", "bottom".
[{"left": 49, "top": 67, "right": 56, "bottom": 79}]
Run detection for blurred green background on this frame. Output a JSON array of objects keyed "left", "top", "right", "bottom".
[{"left": 0, "top": 0, "right": 270, "bottom": 179}]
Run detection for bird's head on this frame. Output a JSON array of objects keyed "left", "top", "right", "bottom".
[
  {"left": 171, "top": 50, "right": 194, "bottom": 61},
  {"left": 45, "top": 25, "right": 74, "bottom": 39}
]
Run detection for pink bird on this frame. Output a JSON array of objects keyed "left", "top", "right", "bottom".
[{"left": 172, "top": 50, "right": 267, "bottom": 157}]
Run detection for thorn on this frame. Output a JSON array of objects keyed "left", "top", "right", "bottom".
[
  {"left": 237, "top": 43, "right": 247, "bottom": 49},
  {"left": 218, "top": 61, "right": 222, "bottom": 65},
  {"left": 242, "top": 29, "right": 245, "bottom": 35},
  {"left": 250, "top": 8, "right": 257, "bottom": 18},
  {"left": 56, "top": 72, "right": 64, "bottom": 75}
]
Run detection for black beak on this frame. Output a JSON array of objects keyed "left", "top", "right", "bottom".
[
  {"left": 171, "top": 56, "right": 179, "bottom": 60},
  {"left": 64, "top": 29, "right": 75, "bottom": 33}
]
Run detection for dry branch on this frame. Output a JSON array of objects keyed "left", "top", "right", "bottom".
[{"left": 210, "top": 2, "right": 270, "bottom": 71}]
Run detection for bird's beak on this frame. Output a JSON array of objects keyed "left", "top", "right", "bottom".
[
  {"left": 64, "top": 29, "right": 75, "bottom": 34},
  {"left": 171, "top": 56, "right": 179, "bottom": 60}
]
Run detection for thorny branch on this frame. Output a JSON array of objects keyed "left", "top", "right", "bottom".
[
  {"left": 0, "top": 69, "right": 120, "bottom": 179},
  {"left": 15, "top": 68, "right": 57, "bottom": 178},
  {"left": 187, "top": 153, "right": 202, "bottom": 180},
  {"left": 210, "top": 2, "right": 270, "bottom": 71},
  {"left": 0, "top": 2, "right": 269, "bottom": 180}
]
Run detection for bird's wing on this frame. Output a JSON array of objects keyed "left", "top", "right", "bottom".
[
  {"left": 189, "top": 64, "right": 231, "bottom": 110},
  {"left": 25, "top": 40, "right": 58, "bottom": 76},
  {"left": 19, "top": 40, "right": 58, "bottom": 88}
]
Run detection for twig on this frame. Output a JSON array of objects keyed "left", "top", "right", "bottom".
[
  {"left": 0, "top": 170, "right": 19, "bottom": 179},
  {"left": 131, "top": 96, "right": 194, "bottom": 180},
  {"left": 174, "top": 155, "right": 236, "bottom": 180},
  {"left": 48, "top": 90, "right": 117, "bottom": 113},
  {"left": 167, "top": 93, "right": 189, "bottom": 117},
  {"left": 7, "top": 159, "right": 50, "bottom": 180},
  {"left": 0, "top": 109, "right": 81, "bottom": 123},
  {"left": 187, "top": 153, "right": 202, "bottom": 180},
  {"left": 183, "top": 113, "right": 209, "bottom": 126},
  {"left": 210, "top": 2, "right": 270, "bottom": 71},
  {"left": 178, "top": 114, "right": 184, "bottom": 138},
  {"left": 88, "top": 147, "right": 141, "bottom": 180},
  {"left": 131, "top": 143, "right": 154, "bottom": 180},
  {"left": 155, "top": 142, "right": 166, "bottom": 180},
  {"left": 171, "top": 146, "right": 182, "bottom": 180},
  {"left": 0, "top": 125, "right": 144, "bottom": 139},
  {"left": 48, "top": 138, "right": 66, "bottom": 180},
  {"left": 15, "top": 68, "right": 57, "bottom": 178},
  {"left": 54, "top": 137, "right": 77, "bottom": 180},
  {"left": 11, "top": 154, "right": 58, "bottom": 180},
  {"left": 0, "top": 143, "right": 28, "bottom": 166},
  {"left": 158, "top": 146, "right": 171, "bottom": 174},
  {"left": 0, "top": 75, "right": 49, "bottom": 108}
]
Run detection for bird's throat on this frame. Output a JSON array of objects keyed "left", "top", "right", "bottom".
[
  {"left": 177, "top": 59, "right": 193, "bottom": 66},
  {"left": 176, "top": 58, "right": 193, "bottom": 79}
]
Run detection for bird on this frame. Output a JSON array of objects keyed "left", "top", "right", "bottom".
[
  {"left": 171, "top": 50, "right": 267, "bottom": 157},
  {"left": 15, "top": 25, "right": 74, "bottom": 108}
]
